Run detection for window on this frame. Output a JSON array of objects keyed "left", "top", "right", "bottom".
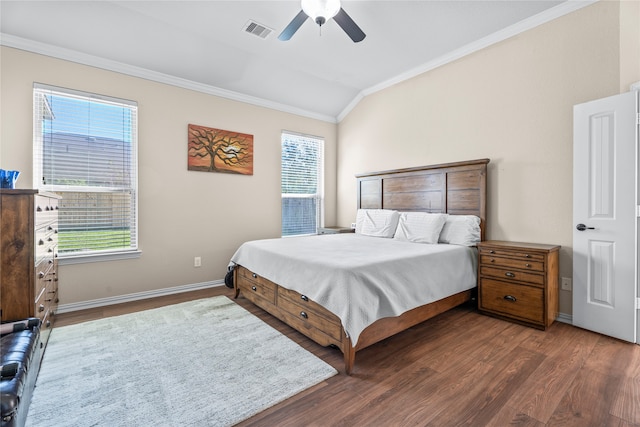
[
  {"left": 33, "top": 84, "right": 138, "bottom": 262},
  {"left": 281, "top": 132, "right": 324, "bottom": 236}
]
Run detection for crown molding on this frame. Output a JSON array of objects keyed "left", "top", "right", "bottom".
[
  {"left": 0, "top": 33, "right": 337, "bottom": 124},
  {"left": 337, "top": 0, "right": 598, "bottom": 122}
]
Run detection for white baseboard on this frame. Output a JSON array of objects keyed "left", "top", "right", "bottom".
[
  {"left": 556, "top": 312, "right": 573, "bottom": 325},
  {"left": 57, "top": 280, "right": 225, "bottom": 314}
]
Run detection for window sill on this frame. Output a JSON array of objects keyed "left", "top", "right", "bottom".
[{"left": 59, "top": 250, "right": 142, "bottom": 265}]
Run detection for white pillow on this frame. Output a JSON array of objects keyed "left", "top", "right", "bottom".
[
  {"left": 438, "top": 215, "right": 481, "bottom": 246},
  {"left": 393, "top": 212, "right": 448, "bottom": 244},
  {"left": 355, "top": 209, "right": 400, "bottom": 238}
]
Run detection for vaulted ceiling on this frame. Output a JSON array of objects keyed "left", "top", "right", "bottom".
[{"left": 1, "top": 1, "right": 588, "bottom": 122}]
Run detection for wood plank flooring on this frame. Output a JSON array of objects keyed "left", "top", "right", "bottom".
[{"left": 54, "top": 286, "right": 640, "bottom": 426}]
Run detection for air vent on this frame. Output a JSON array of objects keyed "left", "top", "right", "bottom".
[{"left": 243, "top": 20, "right": 273, "bottom": 39}]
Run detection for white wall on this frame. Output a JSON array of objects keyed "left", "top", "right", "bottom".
[
  {"left": 0, "top": 47, "right": 337, "bottom": 305},
  {"left": 336, "top": 1, "right": 640, "bottom": 316}
]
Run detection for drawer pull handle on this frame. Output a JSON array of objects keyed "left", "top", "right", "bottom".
[
  {"left": 525, "top": 263, "right": 531, "bottom": 268},
  {"left": 503, "top": 295, "right": 517, "bottom": 302},
  {"left": 489, "top": 250, "right": 495, "bottom": 254},
  {"left": 37, "top": 206, "right": 42, "bottom": 212},
  {"left": 39, "top": 239, "right": 44, "bottom": 246},
  {"left": 490, "top": 258, "right": 495, "bottom": 263},
  {"left": 505, "top": 272, "right": 515, "bottom": 278},
  {"left": 300, "top": 311, "right": 308, "bottom": 319},
  {"left": 301, "top": 295, "right": 309, "bottom": 302},
  {"left": 252, "top": 273, "right": 257, "bottom": 279},
  {"left": 525, "top": 254, "right": 531, "bottom": 258},
  {"left": 38, "top": 272, "right": 45, "bottom": 278},
  {"left": 251, "top": 286, "right": 257, "bottom": 291},
  {"left": 38, "top": 304, "right": 45, "bottom": 312}
]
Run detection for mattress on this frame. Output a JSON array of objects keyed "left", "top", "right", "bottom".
[{"left": 231, "top": 233, "right": 478, "bottom": 346}]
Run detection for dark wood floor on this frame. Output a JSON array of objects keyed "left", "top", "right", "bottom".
[{"left": 55, "top": 286, "right": 640, "bottom": 426}]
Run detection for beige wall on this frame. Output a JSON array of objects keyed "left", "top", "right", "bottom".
[
  {"left": 336, "top": 1, "right": 639, "bottom": 316},
  {"left": 1, "top": 1, "right": 638, "bottom": 312},
  {"left": 0, "top": 47, "right": 337, "bottom": 305}
]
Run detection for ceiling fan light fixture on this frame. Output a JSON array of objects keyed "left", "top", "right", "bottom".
[{"left": 301, "top": 0, "right": 341, "bottom": 26}]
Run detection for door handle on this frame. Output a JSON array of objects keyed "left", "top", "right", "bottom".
[{"left": 576, "top": 223, "right": 595, "bottom": 231}]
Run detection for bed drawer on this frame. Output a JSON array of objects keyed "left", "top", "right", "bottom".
[
  {"left": 278, "top": 287, "right": 336, "bottom": 321},
  {"left": 237, "top": 267, "right": 276, "bottom": 305},
  {"left": 479, "top": 278, "right": 544, "bottom": 324},
  {"left": 480, "top": 265, "right": 545, "bottom": 286},
  {"left": 277, "top": 297, "right": 343, "bottom": 342},
  {"left": 277, "top": 290, "right": 342, "bottom": 342}
]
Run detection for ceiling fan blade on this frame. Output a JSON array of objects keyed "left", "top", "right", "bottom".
[
  {"left": 278, "top": 10, "right": 308, "bottom": 41},
  {"left": 333, "top": 8, "right": 366, "bottom": 43}
]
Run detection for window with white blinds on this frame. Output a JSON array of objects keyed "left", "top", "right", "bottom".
[
  {"left": 281, "top": 132, "right": 324, "bottom": 236},
  {"left": 33, "top": 84, "right": 138, "bottom": 260}
]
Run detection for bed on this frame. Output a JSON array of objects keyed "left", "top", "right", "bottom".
[{"left": 232, "top": 158, "right": 489, "bottom": 374}]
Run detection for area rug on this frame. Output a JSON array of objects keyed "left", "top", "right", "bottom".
[{"left": 26, "top": 296, "right": 337, "bottom": 426}]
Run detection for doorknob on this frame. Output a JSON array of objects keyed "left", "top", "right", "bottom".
[{"left": 576, "top": 223, "right": 595, "bottom": 231}]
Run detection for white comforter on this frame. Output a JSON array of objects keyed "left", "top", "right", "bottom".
[{"left": 230, "top": 234, "right": 477, "bottom": 346}]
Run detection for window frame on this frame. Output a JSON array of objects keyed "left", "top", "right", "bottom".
[
  {"left": 281, "top": 131, "right": 325, "bottom": 237},
  {"left": 33, "top": 83, "right": 140, "bottom": 264}
]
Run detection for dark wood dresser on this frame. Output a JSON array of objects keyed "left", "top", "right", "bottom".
[
  {"left": 477, "top": 240, "right": 560, "bottom": 330},
  {"left": 1, "top": 189, "right": 60, "bottom": 346}
]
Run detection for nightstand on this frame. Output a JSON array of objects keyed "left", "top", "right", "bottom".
[
  {"left": 477, "top": 240, "right": 560, "bottom": 330},
  {"left": 318, "top": 226, "right": 355, "bottom": 235}
]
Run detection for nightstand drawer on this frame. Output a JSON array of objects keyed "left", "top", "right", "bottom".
[
  {"left": 318, "top": 227, "right": 355, "bottom": 235},
  {"left": 479, "top": 255, "right": 545, "bottom": 272},
  {"left": 478, "top": 246, "right": 545, "bottom": 261},
  {"left": 479, "top": 278, "right": 544, "bottom": 324},
  {"left": 480, "top": 265, "right": 545, "bottom": 286}
]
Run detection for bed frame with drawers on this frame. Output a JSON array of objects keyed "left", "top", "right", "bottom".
[{"left": 234, "top": 158, "right": 489, "bottom": 374}]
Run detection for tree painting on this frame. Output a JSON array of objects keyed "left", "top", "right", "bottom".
[{"left": 187, "top": 124, "right": 253, "bottom": 175}]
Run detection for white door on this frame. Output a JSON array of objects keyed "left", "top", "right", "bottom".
[{"left": 573, "top": 91, "right": 638, "bottom": 343}]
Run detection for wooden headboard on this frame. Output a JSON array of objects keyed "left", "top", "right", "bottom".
[{"left": 355, "top": 158, "right": 490, "bottom": 239}]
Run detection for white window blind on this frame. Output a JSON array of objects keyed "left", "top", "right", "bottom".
[
  {"left": 33, "top": 83, "right": 138, "bottom": 259},
  {"left": 281, "top": 132, "right": 324, "bottom": 236}
]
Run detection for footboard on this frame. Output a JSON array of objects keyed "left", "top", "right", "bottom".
[{"left": 234, "top": 266, "right": 355, "bottom": 373}]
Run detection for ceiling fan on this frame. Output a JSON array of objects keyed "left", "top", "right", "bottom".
[{"left": 278, "top": 0, "right": 366, "bottom": 43}]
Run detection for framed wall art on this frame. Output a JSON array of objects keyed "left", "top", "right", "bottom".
[{"left": 188, "top": 124, "right": 253, "bottom": 175}]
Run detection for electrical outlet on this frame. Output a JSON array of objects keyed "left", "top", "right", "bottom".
[
  {"left": 194, "top": 256, "right": 201, "bottom": 267},
  {"left": 561, "top": 277, "right": 572, "bottom": 291}
]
